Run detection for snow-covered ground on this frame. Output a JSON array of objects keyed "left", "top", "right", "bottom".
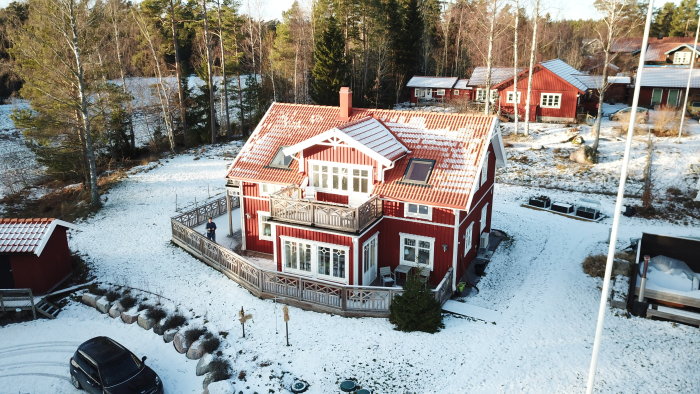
[
  {"left": 0, "top": 303, "right": 201, "bottom": 393},
  {"left": 22, "top": 141, "right": 689, "bottom": 393}
]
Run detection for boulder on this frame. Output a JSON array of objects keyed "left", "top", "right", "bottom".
[
  {"left": 186, "top": 339, "right": 206, "bottom": 360},
  {"left": 81, "top": 293, "right": 98, "bottom": 308},
  {"left": 95, "top": 297, "right": 112, "bottom": 314},
  {"left": 195, "top": 353, "right": 214, "bottom": 376},
  {"left": 108, "top": 302, "right": 124, "bottom": 318},
  {"left": 163, "top": 329, "right": 178, "bottom": 343},
  {"left": 569, "top": 145, "right": 596, "bottom": 164},
  {"left": 173, "top": 331, "right": 191, "bottom": 353},
  {"left": 137, "top": 313, "right": 156, "bottom": 330},
  {"left": 152, "top": 323, "right": 165, "bottom": 336},
  {"left": 204, "top": 380, "right": 234, "bottom": 394},
  {"left": 202, "top": 373, "right": 228, "bottom": 391},
  {"left": 121, "top": 309, "right": 139, "bottom": 324}
]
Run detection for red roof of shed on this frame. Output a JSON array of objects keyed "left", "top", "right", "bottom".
[
  {"left": 0, "top": 218, "right": 76, "bottom": 256},
  {"left": 226, "top": 103, "right": 504, "bottom": 209}
]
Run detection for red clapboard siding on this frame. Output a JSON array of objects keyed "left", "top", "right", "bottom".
[
  {"left": 468, "top": 144, "right": 495, "bottom": 212},
  {"left": 242, "top": 181, "right": 261, "bottom": 197},
  {"left": 9, "top": 227, "right": 72, "bottom": 294},
  {"left": 316, "top": 192, "right": 349, "bottom": 205},
  {"left": 243, "top": 196, "right": 273, "bottom": 254},
  {"left": 382, "top": 200, "right": 455, "bottom": 225},
  {"left": 499, "top": 67, "right": 580, "bottom": 121},
  {"left": 275, "top": 225, "right": 356, "bottom": 285},
  {"left": 305, "top": 145, "right": 376, "bottom": 167}
]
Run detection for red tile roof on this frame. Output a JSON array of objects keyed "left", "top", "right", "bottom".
[
  {"left": 611, "top": 37, "right": 696, "bottom": 62},
  {"left": 0, "top": 218, "right": 75, "bottom": 256},
  {"left": 226, "top": 103, "right": 500, "bottom": 209}
]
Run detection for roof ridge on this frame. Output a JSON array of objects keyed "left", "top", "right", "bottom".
[{"left": 0, "top": 218, "right": 56, "bottom": 224}]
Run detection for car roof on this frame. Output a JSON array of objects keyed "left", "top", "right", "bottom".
[{"left": 78, "top": 336, "right": 130, "bottom": 365}]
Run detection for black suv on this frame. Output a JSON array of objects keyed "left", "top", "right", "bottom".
[{"left": 69, "top": 336, "right": 163, "bottom": 394}]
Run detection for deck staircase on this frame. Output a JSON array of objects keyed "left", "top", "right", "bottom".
[{"left": 35, "top": 298, "right": 61, "bottom": 319}]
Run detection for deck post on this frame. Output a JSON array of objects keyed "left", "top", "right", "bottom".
[
  {"left": 227, "top": 194, "right": 233, "bottom": 236},
  {"left": 29, "top": 289, "right": 36, "bottom": 320}
]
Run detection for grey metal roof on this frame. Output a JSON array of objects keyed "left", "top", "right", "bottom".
[
  {"left": 454, "top": 79, "right": 470, "bottom": 89},
  {"left": 637, "top": 67, "right": 700, "bottom": 88},
  {"left": 406, "top": 76, "right": 458, "bottom": 89},
  {"left": 468, "top": 67, "right": 521, "bottom": 86},
  {"left": 540, "top": 59, "right": 588, "bottom": 92},
  {"left": 573, "top": 75, "right": 631, "bottom": 90}
]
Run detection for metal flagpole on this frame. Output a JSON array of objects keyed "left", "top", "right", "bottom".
[
  {"left": 678, "top": 14, "right": 700, "bottom": 139},
  {"left": 585, "top": 1, "right": 655, "bottom": 393}
]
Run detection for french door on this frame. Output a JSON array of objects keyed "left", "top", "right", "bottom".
[{"left": 362, "top": 234, "right": 378, "bottom": 286}]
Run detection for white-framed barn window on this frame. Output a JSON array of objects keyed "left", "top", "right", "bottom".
[
  {"left": 260, "top": 183, "right": 284, "bottom": 197},
  {"left": 404, "top": 203, "right": 432, "bottom": 220},
  {"left": 414, "top": 88, "right": 423, "bottom": 97},
  {"left": 454, "top": 89, "right": 460, "bottom": 95},
  {"left": 400, "top": 233, "right": 435, "bottom": 270},
  {"left": 281, "top": 236, "right": 349, "bottom": 283},
  {"left": 480, "top": 151, "right": 490, "bottom": 185},
  {"left": 436, "top": 89, "right": 446, "bottom": 96},
  {"left": 257, "top": 211, "right": 273, "bottom": 241},
  {"left": 673, "top": 51, "right": 692, "bottom": 65},
  {"left": 506, "top": 91, "right": 522, "bottom": 104},
  {"left": 540, "top": 93, "right": 562, "bottom": 108},
  {"left": 476, "top": 88, "right": 498, "bottom": 102},
  {"left": 464, "top": 223, "right": 474, "bottom": 256},
  {"left": 480, "top": 203, "right": 489, "bottom": 233}
]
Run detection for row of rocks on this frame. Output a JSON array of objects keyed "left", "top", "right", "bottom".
[{"left": 80, "top": 292, "right": 225, "bottom": 391}]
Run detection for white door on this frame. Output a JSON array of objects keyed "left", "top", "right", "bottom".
[{"left": 362, "top": 234, "right": 378, "bottom": 286}]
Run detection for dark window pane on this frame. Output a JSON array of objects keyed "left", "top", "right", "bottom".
[
  {"left": 270, "top": 147, "right": 293, "bottom": 168},
  {"left": 404, "top": 159, "right": 434, "bottom": 183}
]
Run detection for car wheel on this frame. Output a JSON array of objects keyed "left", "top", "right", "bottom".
[{"left": 70, "top": 373, "right": 82, "bottom": 390}]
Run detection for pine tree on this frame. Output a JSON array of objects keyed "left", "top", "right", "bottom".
[
  {"left": 652, "top": 2, "right": 677, "bottom": 37},
  {"left": 389, "top": 269, "right": 444, "bottom": 333},
  {"left": 669, "top": 0, "right": 699, "bottom": 37},
  {"left": 310, "top": 15, "right": 348, "bottom": 106}
]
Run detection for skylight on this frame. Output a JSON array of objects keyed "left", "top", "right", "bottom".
[
  {"left": 269, "top": 147, "right": 293, "bottom": 169},
  {"left": 402, "top": 159, "right": 435, "bottom": 184}
]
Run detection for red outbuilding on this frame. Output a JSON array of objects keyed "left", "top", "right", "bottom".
[
  {"left": 0, "top": 218, "right": 76, "bottom": 294},
  {"left": 225, "top": 87, "right": 507, "bottom": 291}
]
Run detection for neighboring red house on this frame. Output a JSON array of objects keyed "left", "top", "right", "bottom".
[
  {"left": 466, "top": 66, "right": 524, "bottom": 103},
  {"left": 0, "top": 218, "right": 76, "bottom": 294},
  {"left": 225, "top": 87, "right": 506, "bottom": 290},
  {"left": 635, "top": 66, "right": 700, "bottom": 109},
  {"left": 406, "top": 76, "right": 465, "bottom": 104},
  {"left": 610, "top": 36, "right": 697, "bottom": 70}
]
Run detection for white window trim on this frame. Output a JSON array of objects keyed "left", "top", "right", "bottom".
[
  {"left": 480, "top": 203, "right": 489, "bottom": 233},
  {"left": 506, "top": 91, "right": 521, "bottom": 104},
  {"left": 464, "top": 223, "right": 474, "bottom": 256},
  {"left": 280, "top": 236, "right": 350, "bottom": 284},
  {"left": 673, "top": 51, "right": 691, "bottom": 65},
  {"left": 399, "top": 233, "right": 435, "bottom": 271},
  {"left": 651, "top": 88, "right": 663, "bottom": 106},
  {"left": 259, "top": 183, "right": 284, "bottom": 197},
  {"left": 404, "top": 203, "right": 433, "bottom": 220},
  {"left": 476, "top": 88, "right": 498, "bottom": 103},
  {"left": 257, "top": 211, "right": 273, "bottom": 241},
  {"left": 454, "top": 89, "right": 460, "bottom": 96},
  {"left": 436, "top": 88, "right": 446, "bottom": 96},
  {"left": 308, "top": 160, "right": 373, "bottom": 196},
  {"left": 480, "top": 151, "right": 490, "bottom": 185},
  {"left": 415, "top": 88, "right": 422, "bottom": 97},
  {"left": 540, "top": 93, "right": 562, "bottom": 109}
]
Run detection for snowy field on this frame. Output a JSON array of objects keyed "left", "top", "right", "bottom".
[{"left": 14, "top": 141, "right": 687, "bottom": 393}]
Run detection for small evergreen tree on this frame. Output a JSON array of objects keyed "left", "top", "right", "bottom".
[
  {"left": 310, "top": 15, "right": 348, "bottom": 106},
  {"left": 389, "top": 268, "right": 444, "bottom": 333}
]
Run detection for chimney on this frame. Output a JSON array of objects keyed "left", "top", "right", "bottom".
[{"left": 339, "top": 87, "right": 352, "bottom": 120}]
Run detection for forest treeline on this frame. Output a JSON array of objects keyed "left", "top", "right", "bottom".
[{"left": 0, "top": 0, "right": 697, "bottom": 207}]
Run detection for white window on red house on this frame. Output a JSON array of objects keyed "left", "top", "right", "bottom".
[
  {"left": 673, "top": 51, "right": 692, "bottom": 65},
  {"left": 400, "top": 233, "right": 434, "bottom": 270},
  {"left": 480, "top": 203, "right": 489, "bottom": 233},
  {"left": 259, "top": 183, "right": 284, "bottom": 196},
  {"left": 464, "top": 223, "right": 473, "bottom": 256},
  {"left": 258, "top": 211, "right": 273, "bottom": 241},
  {"left": 436, "top": 89, "right": 446, "bottom": 96},
  {"left": 480, "top": 151, "right": 490, "bottom": 185},
  {"left": 404, "top": 203, "right": 432, "bottom": 220},
  {"left": 506, "top": 91, "right": 521, "bottom": 104},
  {"left": 317, "top": 246, "right": 347, "bottom": 280},
  {"left": 415, "top": 88, "right": 423, "bottom": 97},
  {"left": 282, "top": 237, "right": 348, "bottom": 282},
  {"left": 402, "top": 158, "right": 435, "bottom": 185},
  {"left": 284, "top": 239, "right": 312, "bottom": 273},
  {"left": 476, "top": 88, "right": 498, "bottom": 103},
  {"left": 269, "top": 147, "right": 293, "bottom": 168},
  {"left": 310, "top": 162, "right": 371, "bottom": 194},
  {"left": 540, "top": 93, "right": 562, "bottom": 108},
  {"left": 454, "top": 89, "right": 460, "bottom": 96}
]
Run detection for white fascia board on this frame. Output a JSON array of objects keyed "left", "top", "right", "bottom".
[{"left": 283, "top": 128, "right": 393, "bottom": 167}]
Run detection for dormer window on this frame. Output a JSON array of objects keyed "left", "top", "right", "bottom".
[
  {"left": 269, "top": 147, "right": 293, "bottom": 169},
  {"left": 402, "top": 159, "right": 434, "bottom": 185}
]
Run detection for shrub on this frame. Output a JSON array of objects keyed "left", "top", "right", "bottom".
[
  {"left": 146, "top": 307, "right": 167, "bottom": 322},
  {"left": 105, "top": 290, "right": 120, "bottom": 302},
  {"left": 582, "top": 254, "right": 607, "bottom": 278},
  {"left": 184, "top": 327, "right": 207, "bottom": 343},
  {"left": 137, "top": 303, "right": 150, "bottom": 312},
  {"left": 389, "top": 269, "right": 443, "bottom": 333},
  {"left": 162, "top": 314, "right": 187, "bottom": 330},
  {"left": 201, "top": 336, "right": 221, "bottom": 353},
  {"left": 208, "top": 359, "right": 232, "bottom": 382},
  {"left": 651, "top": 108, "right": 681, "bottom": 137},
  {"left": 119, "top": 295, "right": 137, "bottom": 310}
]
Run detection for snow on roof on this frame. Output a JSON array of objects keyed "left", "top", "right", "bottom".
[
  {"left": 664, "top": 44, "right": 700, "bottom": 55},
  {"left": 283, "top": 116, "right": 409, "bottom": 167},
  {"left": 572, "top": 75, "right": 631, "bottom": 90},
  {"left": 637, "top": 67, "right": 700, "bottom": 88},
  {"left": 406, "top": 76, "right": 458, "bottom": 89},
  {"left": 0, "top": 218, "right": 76, "bottom": 256},
  {"left": 227, "top": 103, "right": 502, "bottom": 209},
  {"left": 468, "top": 67, "right": 522, "bottom": 86},
  {"left": 540, "top": 59, "right": 589, "bottom": 92},
  {"left": 454, "top": 79, "right": 470, "bottom": 89}
]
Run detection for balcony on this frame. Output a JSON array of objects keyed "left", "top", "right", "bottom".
[{"left": 269, "top": 186, "right": 382, "bottom": 233}]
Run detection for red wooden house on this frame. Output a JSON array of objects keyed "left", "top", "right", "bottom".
[
  {"left": 406, "top": 76, "right": 468, "bottom": 104},
  {"left": 0, "top": 218, "right": 76, "bottom": 294},
  {"left": 635, "top": 66, "right": 700, "bottom": 109},
  {"left": 225, "top": 88, "right": 506, "bottom": 290}
]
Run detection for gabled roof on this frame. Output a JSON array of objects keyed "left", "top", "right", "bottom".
[
  {"left": 227, "top": 103, "right": 504, "bottom": 209},
  {"left": 454, "top": 79, "right": 470, "bottom": 89},
  {"left": 540, "top": 59, "right": 589, "bottom": 92},
  {"left": 0, "top": 218, "right": 76, "bottom": 256},
  {"left": 664, "top": 44, "right": 700, "bottom": 55},
  {"left": 468, "top": 67, "right": 523, "bottom": 86},
  {"left": 637, "top": 67, "right": 700, "bottom": 88},
  {"left": 611, "top": 36, "right": 695, "bottom": 55},
  {"left": 644, "top": 37, "right": 697, "bottom": 62},
  {"left": 283, "top": 116, "right": 409, "bottom": 167},
  {"left": 406, "top": 76, "right": 458, "bottom": 89}
]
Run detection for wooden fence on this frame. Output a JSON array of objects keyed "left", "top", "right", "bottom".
[
  {"left": 172, "top": 197, "right": 452, "bottom": 317},
  {"left": 0, "top": 288, "right": 37, "bottom": 319}
]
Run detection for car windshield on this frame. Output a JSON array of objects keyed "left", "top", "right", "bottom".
[{"left": 100, "top": 353, "right": 142, "bottom": 387}]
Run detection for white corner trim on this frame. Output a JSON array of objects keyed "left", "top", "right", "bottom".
[{"left": 35, "top": 219, "right": 77, "bottom": 257}]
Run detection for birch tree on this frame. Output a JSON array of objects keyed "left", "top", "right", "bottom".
[
  {"left": 200, "top": 0, "right": 217, "bottom": 144},
  {"left": 512, "top": 0, "right": 520, "bottom": 133},
  {"left": 523, "top": 0, "right": 540, "bottom": 135},
  {"left": 483, "top": 0, "right": 499, "bottom": 115}
]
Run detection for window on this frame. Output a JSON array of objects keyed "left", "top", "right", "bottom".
[
  {"left": 258, "top": 211, "right": 273, "bottom": 241},
  {"left": 454, "top": 89, "right": 460, "bottom": 96},
  {"left": 540, "top": 93, "right": 562, "bottom": 108},
  {"left": 673, "top": 51, "right": 692, "bottom": 65},
  {"left": 464, "top": 223, "right": 473, "bottom": 256},
  {"left": 667, "top": 89, "right": 680, "bottom": 107},
  {"left": 404, "top": 203, "right": 432, "bottom": 220},
  {"left": 436, "top": 89, "right": 446, "bottom": 96},
  {"left": 476, "top": 88, "right": 498, "bottom": 102},
  {"left": 269, "top": 147, "right": 293, "bottom": 169},
  {"left": 480, "top": 203, "right": 489, "bottom": 233},
  {"left": 402, "top": 158, "right": 435, "bottom": 184},
  {"left": 281, "top": 237, "right": 348, "bottom": 282},
  {"left": 400, "top": 233, "right": 435, "bottom": 270},
  {"left": 506, "top": 91, "right": 522, "bottom": 104},
  {"left": 415, "top": 88, "right": 423, "bottom": 97},
  {"left": 310, "top": 162, "right": 371, "bottom": 194},
  {"left": 651, "top": 88, "right": 663, "bottom": 106},
  {"left": 480, "top": 151, "right": 490, "bottom": 185},
  {"left": 259, "top": 183, "right": 284, "bottom": 196}
]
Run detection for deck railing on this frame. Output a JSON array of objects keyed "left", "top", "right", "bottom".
[
  {"left": 0, "top": 288, "right": 37, "bottom": 319},
  {"left": 171, "top": 197, "right": 451, "bottom": 317},
  {"left": 269, "top": 186, "right": 383, "bottom": 233}
]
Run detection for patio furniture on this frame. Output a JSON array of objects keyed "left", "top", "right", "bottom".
[
  {"left": 394, "top": 264, "right": 412, "bottom": 286},
  {"left": 379, "top": 266, "right": 395, "bottom": 287}
]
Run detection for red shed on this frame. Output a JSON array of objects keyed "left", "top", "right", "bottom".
[{"left": 0, "top": 218, "right": 76, "bottom": 294}]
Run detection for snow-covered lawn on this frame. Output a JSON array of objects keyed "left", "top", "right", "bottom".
[
  {"left": 43, "top": 142, "right": 698, "bottom": 393},
  {"left": 0, "top": 303, "right": 200, "bottom": 393}
]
